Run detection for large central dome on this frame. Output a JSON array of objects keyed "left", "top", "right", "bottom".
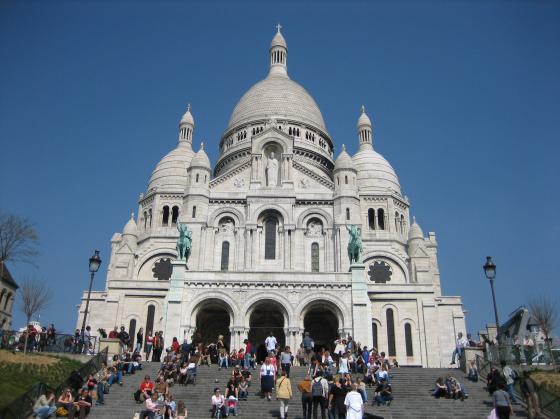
[
  {"left": 227, "top": 75, "right": 326, "bottom": 132},
  {"left": 226, "top": 27, "right": 327, "bottom": 134}
]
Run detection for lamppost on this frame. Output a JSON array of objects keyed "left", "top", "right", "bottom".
[
  {"left": 483, "top": 256, "right": 500, "bottom": 345},
  {"left": 81, "top": 250, "right": 102, "bottom": 341}
]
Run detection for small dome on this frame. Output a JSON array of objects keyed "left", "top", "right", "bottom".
[
  {"left": 180, "top": 104, "right": 194, "bottom": 126},
  {"left": 357, "top": 105, "right": 372, "bottom": 128},
  {"left": 408, "top": 217, "right": 424, "bottom": 241},
  {"left": 147, "top": 141, "right": 194, "bottom": 191},
  {"left": 270, "top": 24, "right": 287, "bottom": 49},
  {"left": 190, "top": 143, "right": 211, "bottom": 169},
  {"left": 123, "top": 213, "right": 137, "bottom": 236},
  {"left": 352, "top": 145, "right": 401, "bottom": 194},
  {"left": 334, "top": 145, "right": 356, "bottom": 171}
]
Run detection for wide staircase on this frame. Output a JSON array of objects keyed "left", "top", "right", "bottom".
[{"left": 90, "top": 363, "right": 528, "bottom": 419}]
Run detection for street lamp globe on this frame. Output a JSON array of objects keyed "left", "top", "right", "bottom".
[
  {"left": 89, "top": 250, "right": 102, "bottom": 273},
  {"left": 483, "top": 256, "right": 496, "bottom": 280}
]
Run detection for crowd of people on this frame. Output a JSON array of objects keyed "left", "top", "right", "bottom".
[{"left": 29, "top": 323, "right": 547, "bottom": 419}]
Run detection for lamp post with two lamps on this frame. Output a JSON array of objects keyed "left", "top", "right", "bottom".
[{"left": 80, "top": 250, "right": 102, "bottom": 346}]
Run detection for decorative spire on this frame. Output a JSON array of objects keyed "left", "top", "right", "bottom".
[
  {"left": 269, "top": 24, "right": 287, "bottom": 77},
  {"left": 131, "top": 212, "right": 135, "bottom": 220},
  {"left": 179, "top": 104, "right": 194, "bottom": 143},
  {"left": 200, "top": 142, "right": 204, "bottom": 150},
  {"left": 361, "top": 105, "right": 365, "bottom": 114},
  {"left": 187, "top": 103, "right": 191, "bottom": 112},
  {"left": 342, "top": 144, "right": 346, "bottom": 152}
]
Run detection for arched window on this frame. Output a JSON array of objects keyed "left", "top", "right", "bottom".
[
  {"left": 221, "top": 241, "right": 230, "bottom": 271},
  {"left": 143, "top": 211, "right": 148, "bottom": 229},
  {"left": 311, "top": 242, "right": 319, "bottom": 272},
  {"left": 337, "top": 177, "right": 340, "bottom": 186},
  {"left": 171, "top": 206, "right": 179, "bottom": 226},
  {"left": 145, "top": 305, "right": 155, "bottom": 337},
  {"left": 195, "top": 173, "right": 199, "bottom": 183},
  {"left": 372, "top": 322, "right": 378, "bottom": 349},
  {"left": 162, "top": 206, "right": 170, "bottom": 226},
  {"left": 377, "top": 209, "right": 385, "bottom": 230},
  {"left": 0, "top": 289, "right": 6, "bottom": 308},
  {"left": 148, "top": 209, "right": 152, "bottom": 227},
  {"left": 128, "top": 319, "right": 137, "bottom": 349},
  {"left": 395, "top": 212, "right": 399, "bottom": 232},
  {"left": 192, "top": 206, "right": 196, "bottom": 219},
  {"left": 386, "top": 308, "right": 396, "bottom": 356},
  {"left": 204, "top": 175, "right": 207, "bottom": 183},
  {"left": 405, "top": 323, "right": 413, "bottom": 356},
  {"left": 346, "top": 208, "right": 350, "bottom": 221},
  {"left": 345, "top": 175, "right": 348, "bottom": 184},
  {"left": 4, "top": 292, "right": 11, "bottom": 311},
  {"left": 368, "top": 209, "right": 375, "bottom": 230},
  {"left": 264, "top": 218, "right": 277, "bottom": 260},
  {"left": 400, "top": 214, "right": 405, "bottom": 234}
]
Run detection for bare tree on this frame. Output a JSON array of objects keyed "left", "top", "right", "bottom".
[
  {"left": 529, "top": 296, "right": 558, "bottom": 371},
  {"left": 0, "top": 211, "right": 39, "bottom": 280},
  {"left": 19, "top": 277, "right": 52, "bottom": 354}
]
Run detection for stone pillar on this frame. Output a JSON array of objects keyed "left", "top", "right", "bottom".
[
  {"left": 163, "top": 260, "right": 186, "bottom": 340},
  {"left": 350, "top": 263, "right": 372, "bottom": 347}
]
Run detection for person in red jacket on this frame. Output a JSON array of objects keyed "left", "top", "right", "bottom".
[{"left": 134, "top": 375, "right": 154, "bottom": 403}]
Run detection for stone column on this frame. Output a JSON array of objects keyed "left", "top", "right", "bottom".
[
  {"left": 350, "top": 263, "right": 372, "bottom": 347},
  {"left": 163, "top": 260, "right": 186, "bottom": 340}
]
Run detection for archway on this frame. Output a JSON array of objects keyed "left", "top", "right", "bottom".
[
  {"left": 194, "top": 300, "right": 232, "bottom": 350},
  {"left": 303, "top": 305, "right": 340, "bottom": 353},
  {"left": 248, "top": 302, "right": 286, "bottom": 362}
]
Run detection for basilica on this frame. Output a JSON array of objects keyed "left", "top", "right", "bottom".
[{"left": 76, "top": 27, "right": 466, "bottom": 367}]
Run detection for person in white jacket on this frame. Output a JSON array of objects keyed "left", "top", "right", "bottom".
[{"left": 344, "top": 384, "right": 363, "bottom": 419}]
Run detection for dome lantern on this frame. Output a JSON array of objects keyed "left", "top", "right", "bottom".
[
  {"left": 179, "top": 103, "right": 194, "bottom": 144},
  {"left": 357, "top": 105, "right": 373, "bottom": 150},
  {"left": 269, "top": 24, "right": 288, "bottom": 78}
]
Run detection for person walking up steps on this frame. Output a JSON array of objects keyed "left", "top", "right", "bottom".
[{"left": 276, "top": 369, "right": 293, "bottom": 419}]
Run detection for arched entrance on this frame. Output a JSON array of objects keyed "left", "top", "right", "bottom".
[
  {"left": 303, "top": 304, "right": 340, "bottom": 352},
  {"left": 248, "top": 302, "right": 286, "bottom": 362},
  {"left": 194, "top": 300, "right": 232, "bottom": 350}
]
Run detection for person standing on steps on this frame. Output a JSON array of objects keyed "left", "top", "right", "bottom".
[
  {"left": 328, "top": 378, "right": 348, "bottom": 419},
  {"left": 520, "top": 371, "right": 541, "bottom": 419},
  {"left": 260, "top": 356, "right": 276, "bottom": 401},
  {"left": 493, "top": 382, "right": 514, "bottom": 419},
  {"left": 135, "top": 327, "right": 144, "bottom": 353},
  {"left": 280, "top": 346, "right": 293, "bottom": 377},
  {"left": 298, "top": 374, "right": 313, "bottom": 419},
  {"left": 276, "top": 369, "right": 293, "bottom": 419},
  {"left": 302, "top": 332, "right": 314, "bottom": 366},
  {"left": 311, "top": 370, "right": 328, "bottom": 419},
  {"left": 145, "top": 331, "right": 153, "bottom": 362},
  {"left": 501, "top": 360, "right": 518, "bottom": 404},
  {"left": 265, "top": 331, "right": 278, "bottom": 357},
  {"left": 344, "top": 383, "right": 364, "bottom": 419}
]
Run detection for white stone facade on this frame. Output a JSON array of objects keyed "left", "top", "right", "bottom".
[{"left": 76, "top": 27, "right": 466, "bottom": 367}]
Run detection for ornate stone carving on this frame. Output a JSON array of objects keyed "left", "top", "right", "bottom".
[
  {"left": 368, "top": 261, "right": 392, "bottom": 283},
  {"left": 233, "top": 178, "right": 245, "bottom": 188},
  {"left": 306, "top": 220, "right": 323, "bottom": 237},
  {"left": 299, "top": 178, "right": 310, "bottom": 189}
]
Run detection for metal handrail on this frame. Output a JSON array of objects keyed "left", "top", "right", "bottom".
[{"left": 0, "top": 330, "right": 100, "bottom": 354}]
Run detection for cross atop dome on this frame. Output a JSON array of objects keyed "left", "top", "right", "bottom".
[{"left": 276, "top": 23, "right": 282, "bottom": 33}]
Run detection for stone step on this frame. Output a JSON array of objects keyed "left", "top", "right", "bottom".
[{"left": 89, "top": 363, "right": 528, "bottom": 419}]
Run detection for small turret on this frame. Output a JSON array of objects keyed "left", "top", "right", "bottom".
[{"left": 122, "top": 213, "right": 138, "bottom": 251}]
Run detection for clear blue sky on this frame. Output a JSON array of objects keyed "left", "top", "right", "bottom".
[{"left": 1, "top": 0, "right": 559, "bottom": 336}]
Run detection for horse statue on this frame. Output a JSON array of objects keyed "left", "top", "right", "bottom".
[
  {"left": 176, "top": 222, "right": 192, "bottom": 264},
  {"left": 346, "top": 224, "right": 363, "bottom": 264}
]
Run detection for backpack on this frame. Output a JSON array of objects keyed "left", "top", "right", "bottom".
[
  {"left": 511, "top": 369, "right": 519, "bottom": 381},
  {"left": 311, "top": 379, "right": 323, "bottom": 397}
]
